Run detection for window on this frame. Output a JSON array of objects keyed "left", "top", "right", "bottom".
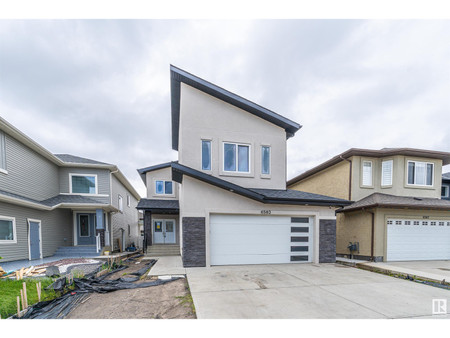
[
  {"left": 442, "top": 185, "right": 449, "bottom": 198},
  {"left": 362, "top": 161, "right": 373, "bottom": 186},
  {"left": 261, "top": 146, "right": 270, "bottom": 175},
  {"left": 202, "top": 140, "right": 211, "bottom": 170},
  {"left": 407, "top": 161, "right": 433, "bottom": 186},
  {"left": 0, "top": 131, "right": 6, "bottom": 172},
  {"left": 127, "top": 194, "right": 131, "bottom": 207},
  {"left": 155, "top": 180, "right": 173, "bottom": 195},
  {"left": 118, "top": 195, "right": 123, "bottom": 212},
  {"left": 223, "top": 142, "right": 250, "bottom": 173},
  {"left": 70, "top": 174, "right": 97, "bottom": 194},
  {"left": 0, "top": 216, "right": 16, "bottom": 243},
  {"left": 381, "top": 160, "right": 393, "bottom": 186}
]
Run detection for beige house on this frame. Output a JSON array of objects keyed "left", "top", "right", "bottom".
[
  {"left": 288, "top": 148, "right": 450, "bottom": 262},
  {"left": 137, "top": 66, "right": 350, "bottom": 267}
]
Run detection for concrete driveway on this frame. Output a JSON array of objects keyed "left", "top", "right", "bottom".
[{"left": 186, "top": 263, "right": 450, "bottom": 319}]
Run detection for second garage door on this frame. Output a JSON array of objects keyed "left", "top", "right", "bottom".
[{"left": 210, "top": 214, "right": 313, "bottom": 265}]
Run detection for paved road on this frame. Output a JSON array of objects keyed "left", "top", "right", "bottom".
[{"left": 186, "top": 263, "right": 450, "bottom": 319}]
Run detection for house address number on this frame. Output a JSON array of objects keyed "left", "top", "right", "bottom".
[{"left": 261, "top": 210, "right": 271, "bottom": 215}]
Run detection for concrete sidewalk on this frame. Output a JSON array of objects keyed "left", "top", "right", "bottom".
[
  {"left": 357, "top": 260, "right": 450, "bottom": 284},
  {"left": 145, "top": 256, "right": 186, "bottom": 276}
]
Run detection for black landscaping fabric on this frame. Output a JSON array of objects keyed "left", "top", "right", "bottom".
[{"left": 15, "top": 259, "right": 182, "bottom": 319}]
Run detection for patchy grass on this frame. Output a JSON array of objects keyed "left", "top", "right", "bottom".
[
  {"left": 0, "top": 277, "right": 58, "bottom": 319},
  {"left": 176, "top": 282, "right": 196, "bottom": 316}
]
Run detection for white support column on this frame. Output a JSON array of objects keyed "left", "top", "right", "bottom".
[{"left": 105, "top": 213, "right": 110, "bottom": 246}]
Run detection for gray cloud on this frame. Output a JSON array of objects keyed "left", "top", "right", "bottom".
[{"left": 1, "top": 20, "right": 449, "bottom": 195}]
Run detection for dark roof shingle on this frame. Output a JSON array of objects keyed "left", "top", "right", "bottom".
[{"left": 54, "top": 154, "right": 111, "bottom": 166}]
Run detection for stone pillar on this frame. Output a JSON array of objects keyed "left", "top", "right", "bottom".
[
  {"left": 182, "top": 217, "right": 206, "bottom": 267},
  {"left": 319, "top": 219, "right": 336, "bottom": 263}
]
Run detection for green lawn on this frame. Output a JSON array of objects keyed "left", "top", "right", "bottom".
[{"left": 0, "top": 277, "right": 58, "bottom": 319}]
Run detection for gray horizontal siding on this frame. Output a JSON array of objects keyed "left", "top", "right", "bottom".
[
  {"left": 59, "top": 167, "right": 111, "bottom": 204},
  {"left": 0, "top": 201, "right": 73, "bottom": 262},
  {"left": 111, "top": 175, "right": 139, "bottom": 250},
  {"left": 0, "top": 133, "right": 59, "bottom": 201}
]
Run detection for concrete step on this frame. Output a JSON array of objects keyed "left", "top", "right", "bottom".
[{"left": 146, "top": 245, "right": 180, "bottom": 256}]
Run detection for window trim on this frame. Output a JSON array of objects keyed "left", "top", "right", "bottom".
[
  {"left": 261, "top": 145, "right": 271, "bottom": 177},
  {"left": 0, "top": 215, "right": 17, "bottom": 244},
  {"left": 69, "top": 173, "right": 98, "bottom": 195},
  {"left": 154, "top": 179, "right": 175, "bottom": 196},
  {"left": 27, "top": 218, "right": 43, "bottom": 260},
  {"left": 222, "top": 142, "right": 251, "bottom": 174},
  {"left": 201, "top": 139, "right": 212, "bottom": 171},
  {"left": 406, "top": 160, "right": 434, "bottom": 187},
  {"left": 126, "top": 194, "right": 131, "bottom": 207},
  {"left": 0, "top": 131, "right": 7, "bottom": 174},
  {"left": 361, "top": 160, "right": 373, "bottom": 187},
  {"left": 381, "top": 159, "right": 393, "bottom": 187},
  {"left": 118, "top": 195, "right": 123, "bottom": 212}
]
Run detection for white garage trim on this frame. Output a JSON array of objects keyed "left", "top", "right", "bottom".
[
  {"left": 386, "top": 218, "right": 450, "bottom": 261},
  {"left": 209, "top": 214, "right": 314, "bottom": 266}
]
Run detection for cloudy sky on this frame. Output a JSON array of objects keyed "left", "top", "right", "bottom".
[{"left": 1, "top": 19, "right": 449, "bottom": 197}]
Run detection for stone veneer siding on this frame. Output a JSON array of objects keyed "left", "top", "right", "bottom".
[
  {"left": 182, "top": 217, "right": 206, "bottom": 267},
  {"left": 319, "top": 219, "right": 336, "bottom": 263},
  {"left": 144, "top": 211, "right": 152, "bottom": 248}
]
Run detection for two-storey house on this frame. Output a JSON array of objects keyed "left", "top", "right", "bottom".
[
  {"left": 137, "top": 66, "right": 351, "bottom": 267},
  {"left": 0, "top": 116, "right": 141, "bottom": 262},
  {"left": 288, "top": 148, "right": 450, "bottom": 262}
]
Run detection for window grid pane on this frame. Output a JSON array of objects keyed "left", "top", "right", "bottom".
[
  {"left": 381, "top": 160, "right": 393, "bottom": 186},
  {"left": 362, "top": 162, "right": 372, "bottom": 186},
  {"left": 202, "top": 140, "right": 211, "bottom": 170},
  {"left": 426, "top": 163, "right": 433, "bottom": 185},
  {"left": 408, "top": 162, "right": 415, "bottom": 184},
  {"left": 155, "top": 181, "right": 164, "bottom": 194},
  {"left": 165, "top": 181, "right": 173, "bottom": 194},
  {"left": 262, "top": 146, "right": 270, "bottom": 174},
  {"left": 238, "top": 145, "right": 249, "bottom": 172},
  {"left": 224, "top": 143, "right": 236, "bottom": 171},
  {"left": 72, "top": 175, "right": 96, "bottom": 194}
]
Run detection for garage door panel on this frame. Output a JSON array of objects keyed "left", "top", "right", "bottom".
[
  {"left": 210, "top": 215, "right": 313, "bottom": 265},
  {"left": 387, "top": 219, "right": 450, "bottom": 261}
]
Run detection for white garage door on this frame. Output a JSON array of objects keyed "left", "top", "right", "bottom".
[
  {"left": 210, "top": 214, "right": 313, "bottom": 265},
  {"left": 387, "top": 218, "right": 450, "bottom": 261}
]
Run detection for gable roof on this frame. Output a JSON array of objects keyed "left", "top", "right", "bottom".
[
  {"left": 54, "top": 154, "right": 111, "bottom": 166},
  {"left": 288, "top": 148, "right": 450, "bottom": 186},
  {"left": 136, "top": 199, "right": 179, "bottom": 213},
  {"left": 170, "top": 65, "right": 301, "bottom": 151},
  {"left": 336, "top": 192, "right": 450, "bottom": 213},
  {"left": 171, "top": 162, "right": 351, "bottom": 207},
  {"left": 137, "top": 162, "right": 173, "bottom": 185}
]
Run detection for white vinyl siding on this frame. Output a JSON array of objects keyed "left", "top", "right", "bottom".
[
  {"left": 381, "top": 160, "right": 393, "bottom": 186},
  {"left": 362, "top": 161, "right": 373, "bottom": 187},
  {"left": 407, "top": 161, "right": 434, "bottom": 186},
  {"left": 0, "top": 131, "right": 6, "bottom": 172}
]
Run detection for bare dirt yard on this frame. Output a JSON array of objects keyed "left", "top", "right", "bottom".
[{"left": 66, "top": 257, "right": 196, "bottom": 319}]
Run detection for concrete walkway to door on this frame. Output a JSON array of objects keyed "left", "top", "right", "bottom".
[{"left": 185, "top": 263, "right": 450, "bottom": 319}]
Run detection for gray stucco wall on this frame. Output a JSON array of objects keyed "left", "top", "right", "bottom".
[
  {"left": 58, "top": 167, "right": 111, "bottom": 204},
  {"left": 0, "top": 201, "right": 72, "bottom": 262},
  {"left": 182, "top": 217, "right": 206, "bottom": 267},
  {"left": 110, "top": 175, "right": 139, "bottom": 251},
  {"left": 319, "top": 219, "right": 336, "bottom": 263},
  {"left": 0, "top": 132, "right": 59, "bottom": 201}
]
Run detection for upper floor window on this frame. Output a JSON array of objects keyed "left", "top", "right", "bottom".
[
  {"left": 202, "top": 140, "right": 211, "bottom": 170},
  {"left": 381, "top": 160, "right": 393, "bottom": 186},
  {"left": 118, "top": 195, "right": 123, "bottom": 212},
  {"left": 0, "top": 131, "right": 6, "bottom": 172},
  {"left": 0, "top": 216, "right": 16, "bottom": 243},
  {"left": 407, "top": 161, "right": 433, "bottom": 186},
  {"left": 223, "top": 142, "right": 249, "bottom": 173},
  {"left": 127, "top": 194, "right": 131, "bottom": 207},
  {"left": 442, "top": 185, "right": 449, "bottom": 198},
  {"left": 70, "top": 174, "right": 97, "bottom": 194},
  {"left": 362, "top": 161, "right": 373, "bottom": 186},
  {"left": 155, "top": 180, "right": 173, "bottom": 195},
  {"left": 261, "top": 146, "right": 270, "bottom": 175}
]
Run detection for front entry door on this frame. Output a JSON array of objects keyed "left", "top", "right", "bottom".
[
  {"left": 28, "top": 220, "right": 41, "bottom": 260},
  {"left": 77, "top": 213, "right": 96, "bottom": 245},
  {"left": 153, "top": 220, "right": 176, "bottom": 244}
]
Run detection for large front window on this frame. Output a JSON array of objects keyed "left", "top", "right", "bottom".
[
  {"left": 70, "top": 174, "right": 97, "bottom": 194},
  {"left": 223, "top": 142, "right": 249, "bottom": 173},
  {"left": 0, "top": 216, "right": 16, "bottom": 243},
  {"left": 407, "top": 161, "right": 433, "bottom": 186}
]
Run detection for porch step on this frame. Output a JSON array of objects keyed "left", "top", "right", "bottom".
[
  {"left": 146, "top": 245, "right": 180, "bottom": 256},
  {"left": 54, "top": 246, "right": 98, "bottom": 257}
]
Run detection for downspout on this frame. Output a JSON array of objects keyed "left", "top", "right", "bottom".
[
  {"left": 339, "top": 156, "right": 352, "bottom": 200},
  {"left": 367, "top": 209, "right": 375, "bottom": 261},
  {"left": 108, "top": 169, "right": 119, "bottom": 249}
]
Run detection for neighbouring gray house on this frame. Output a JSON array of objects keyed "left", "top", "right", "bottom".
[
  {"left": 0, "top": 116, "right": 141, "bottom": 262},
  {"left": 442, "top": 172, "right": 450, "bottom": 201},
  {"left": 137, "top": 65, "right": 351, "bottom": 267}
]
